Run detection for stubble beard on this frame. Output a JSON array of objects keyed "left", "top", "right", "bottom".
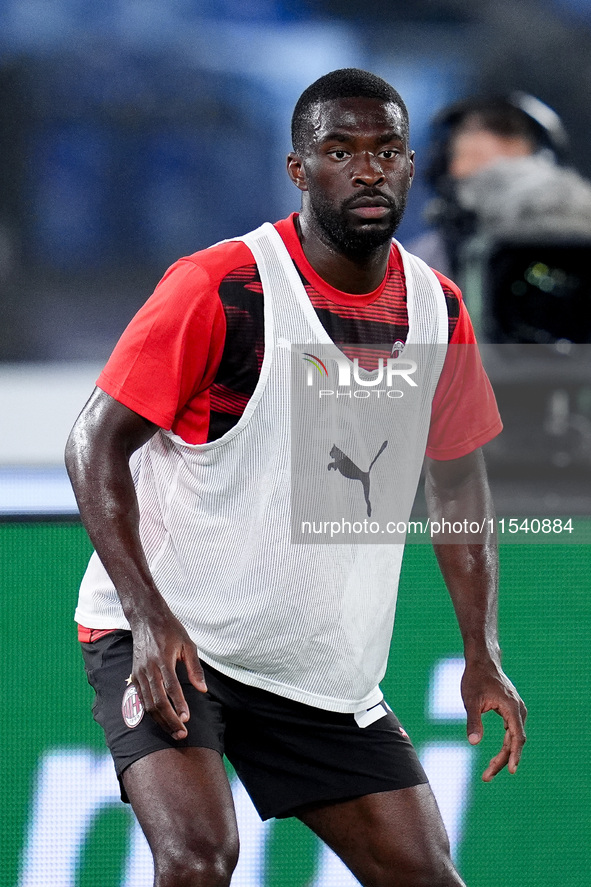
[{"left": 308, "top": 189, "right": 408, "bottom": 258}]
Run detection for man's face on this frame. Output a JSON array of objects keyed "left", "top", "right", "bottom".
[{"left": 290, "top": 97, "right": 414, "bottom": 255}]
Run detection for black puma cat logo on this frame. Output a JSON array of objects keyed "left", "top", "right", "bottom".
[{"left": 327, "top": 441, "right": 388, "bottom": 517}]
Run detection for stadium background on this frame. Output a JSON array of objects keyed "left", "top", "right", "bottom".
[{"left": 1, "top": 0, "right": 590, "bottom": 885}]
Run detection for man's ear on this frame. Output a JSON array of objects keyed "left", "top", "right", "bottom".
[
  {"left": 408, "top": 149, "right": 416, "bottom": 186},
  {"left": 286, "top": 152, "right": 308, "bottom": 192}
]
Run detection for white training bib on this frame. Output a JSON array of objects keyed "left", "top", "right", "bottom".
[{"left": 75, "top": 224, "right": 448, "bottom": 712}]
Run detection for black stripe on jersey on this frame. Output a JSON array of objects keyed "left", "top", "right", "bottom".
[{"left": 208, "top": 264, "right": 264, "bottom": 441}]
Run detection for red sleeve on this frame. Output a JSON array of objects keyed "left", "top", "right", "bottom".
[
  {"left": 97, "top": 258, "right": 227, "bottom": 431},
  {"left": 425, "top": 273, "right": 503, "bottom": 460}
]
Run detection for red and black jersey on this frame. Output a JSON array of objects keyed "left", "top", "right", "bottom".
[{"left": 97, "top": 213, "right": 501, "bottom": 459}]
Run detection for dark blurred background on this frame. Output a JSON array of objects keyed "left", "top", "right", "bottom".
[
  {"left": 0, "top": 0, "right": 590, "bottom": 521},
  {"left": 1, "top": 0, "right": 591, "bottom": 361}
]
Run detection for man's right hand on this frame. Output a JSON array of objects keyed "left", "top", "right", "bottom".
[{"left": 130, "top": 610, "right": 208, "bottom": 740}]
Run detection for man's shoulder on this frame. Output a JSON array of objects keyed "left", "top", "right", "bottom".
[
  {"left": 430, "top": 268, "right": 463, "bottom": 301},
  {"left": 400, "top": 243, "right": 460, "bottom": 292},
  {"left": 177, "top": 217, "right": 293, "bottom": 284},
  {"left": 390, "top": 241, "right": 463, "bottom": 299},
  {"left": 181, "top": 237, "right": 257, "bottom": 286}
]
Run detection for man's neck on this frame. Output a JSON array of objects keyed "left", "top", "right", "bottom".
[{"left": 295, "top": 214, "right": 391, "bottom": 295}]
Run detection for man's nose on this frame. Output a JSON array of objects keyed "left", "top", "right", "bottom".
[{"left": 353, "top": 152, "right": 385, "bottom": 186}]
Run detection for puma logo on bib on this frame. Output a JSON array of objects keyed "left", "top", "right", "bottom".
[{"left": 328, "top": 440, "right": 388, "bottom": 517}]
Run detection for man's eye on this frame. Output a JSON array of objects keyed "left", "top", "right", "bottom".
[
  {"left": 380, "top": 150, "right": 398, "bottom": 159},
  {"left": 329, "top": 150, "right": 349, "bottom": 160}
]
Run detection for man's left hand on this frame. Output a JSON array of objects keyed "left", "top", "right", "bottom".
[{"left": 461, "top": 660, "right": 527, "bottom": 781}]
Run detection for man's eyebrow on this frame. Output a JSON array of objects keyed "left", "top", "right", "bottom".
[
  {"left": 375, "top": 131, "right": 405, "bottom": 145},
  {"left": 320, "top": 130, "right": 352, "bottom": 143},
  {"left": 320, "top": 129, "right": 405, "bottom": 144}
]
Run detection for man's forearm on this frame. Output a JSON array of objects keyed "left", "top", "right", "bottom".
[
  {"left": 425, "top": 449, "right": 501, "bottom": 663},
  {"left": 432, "top": 541, "right": 501, "bottom": 664}
]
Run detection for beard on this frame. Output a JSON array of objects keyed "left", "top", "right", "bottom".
[{"left": 307, "top": 187, "right": 408, "bottom": 257}]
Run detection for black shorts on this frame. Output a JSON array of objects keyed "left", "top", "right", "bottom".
[{"left": 81, "top": 630, "right": 428, "bottom": 820}]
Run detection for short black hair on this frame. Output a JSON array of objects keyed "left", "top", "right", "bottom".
[{"left": 291, "top": 68, "right": 409, "bottom": 154}]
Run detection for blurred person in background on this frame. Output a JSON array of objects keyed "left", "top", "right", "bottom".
[{"left": 409, "top": 92, "right": 591, "bottom": 281}]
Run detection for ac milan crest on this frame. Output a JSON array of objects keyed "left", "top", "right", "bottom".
[{"left": 122, "top": 683, "right": 144, "bottom": 728}]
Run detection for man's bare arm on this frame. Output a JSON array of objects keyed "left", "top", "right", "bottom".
[
  {"left": 424, "top": 449, "right": 527, "bottom": 780},
  {"left": 65, "top": 388, "right": 207, "bottom": 739}
]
